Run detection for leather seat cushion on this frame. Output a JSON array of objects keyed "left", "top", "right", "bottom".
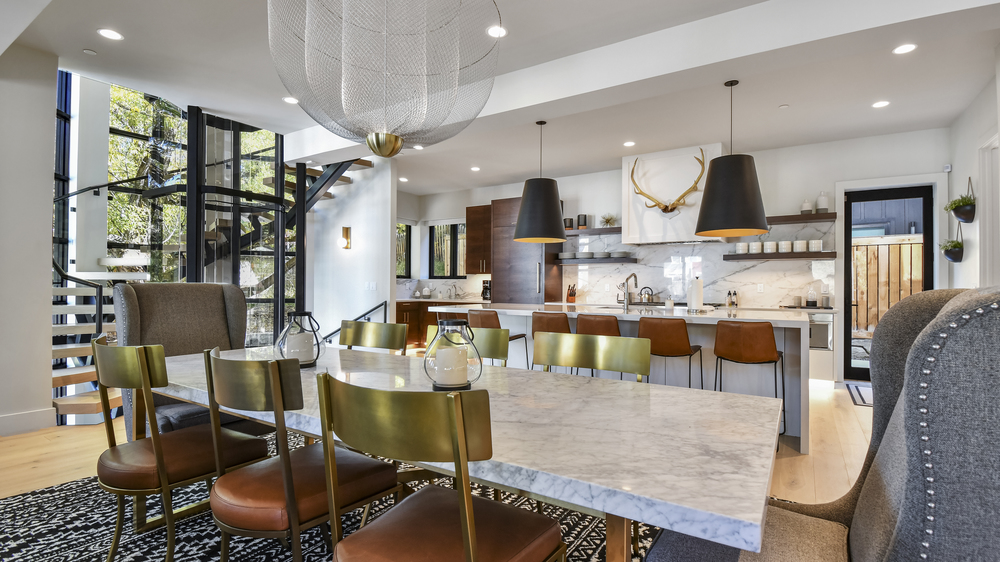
[
  {"left": 211, "top": 444, "right": 397, "bottom": 532},
  {"left": 155, "top": 402, "right": 243, "bottom": 433},
  {"left": 645, "top": 505, "right": 848, "bottom": 562},
  {"left": 98, "top": 424, "right": 267, "bottom": 491},
  {"left": 333, "top": 484, "right": 563, "bottom": 562}
]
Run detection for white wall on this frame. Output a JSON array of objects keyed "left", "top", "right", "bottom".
[
  {"left": 948, "top": 77, "right": 999, "bottom": 288},
  {"left": 309, "top": 157, "right": 398, "bottom": 335},
  {"left": 70, "top": 76, "right": 111, "bottom": 272},
  {"left": 0, "top": 44, "right": 58, "bottom": 435}
]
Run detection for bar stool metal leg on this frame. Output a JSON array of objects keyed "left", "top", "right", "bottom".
[{"left": 698, "top": 348, "right": 704, "bottom": 390}]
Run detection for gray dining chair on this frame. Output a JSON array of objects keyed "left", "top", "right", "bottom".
[
  {"left": 646, "top": 287, "right": 1000, "bottom": 561},
  {"left": 114, "top": 282, "right": 267, "bottom": 440}
]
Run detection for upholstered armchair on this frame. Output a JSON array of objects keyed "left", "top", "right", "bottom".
[
  {"left": 646, "top": 287, "right": 1000, "bottom": 561},
  {"left": 114, "top": 282, "right": 266, "bottom": 440}
]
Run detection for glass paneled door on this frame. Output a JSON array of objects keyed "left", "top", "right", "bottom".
[{"left": 844, "top": 186, "right": 934, "bottom": 380}]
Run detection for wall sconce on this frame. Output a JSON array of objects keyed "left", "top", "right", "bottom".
[{"left": 338, "top": 226, "right": 351, "bottom": 249}]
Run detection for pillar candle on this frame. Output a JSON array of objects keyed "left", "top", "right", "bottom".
[
  {"left": 286, "top": 333, "right": 315, "bottom": 362},
  {"left": 435, "top": 346, "right": 468, "bottom": 386}
]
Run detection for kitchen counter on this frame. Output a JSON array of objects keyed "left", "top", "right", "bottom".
[
  {"left": 428, "top": 301, "right": 812, "bottom": 453},
  {"left": 397, "top": 298, "right": 491, "bottom": 304}
]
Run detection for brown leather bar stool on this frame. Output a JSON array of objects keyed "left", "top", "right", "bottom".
[
  {"left": 713, "top": 320, "right": 785, "bottom": 435},
  {"left": 576, "top": 314, "right": 623, "bottom": 378},
  {"left": 637, "top": 317, "right": 703, "bottom": 387},
  {"left": 469, "top": 309, "right": 528, "bottom": 366},
  {"left": 436, "top": 311, "right": 468, "bottom": 322},
  {"left": 530, "top": 312, "right": 572, "bottom": 370}
]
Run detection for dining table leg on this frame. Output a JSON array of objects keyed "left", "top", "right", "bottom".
[{"left": 606, "top": 514, "right": 631, "bottom": 562}]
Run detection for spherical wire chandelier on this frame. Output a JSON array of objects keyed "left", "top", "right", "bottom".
[{"left": 268, "top": 0, "right": 503, "bottom": 157}]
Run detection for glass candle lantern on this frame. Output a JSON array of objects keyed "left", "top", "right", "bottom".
[
  {"left": 274, "top": 311, "right": 325, "bottom": 368},
  {"left": 423, "top": 319, "right": 482, "bottom": 391}
]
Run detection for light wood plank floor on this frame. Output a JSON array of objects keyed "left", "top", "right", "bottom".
[{"left": 1, "top": 382, "right": 872, "bottom": 504}]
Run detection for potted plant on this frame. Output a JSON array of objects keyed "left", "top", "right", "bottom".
[
  {"left": 940, "top": 239, "right": 964, "bottom": 263},
  {"left": 945, "top": 178, "right": 976, "bottom": 223}
]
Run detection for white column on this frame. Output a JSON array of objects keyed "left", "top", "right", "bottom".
[
  {"left": 0, "top": 44, "right": 59, "bottom": 435},
  {"left": 69, "top": 75, "right": 110, "bottom": 272}
]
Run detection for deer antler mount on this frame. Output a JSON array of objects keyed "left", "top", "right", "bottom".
[{"left": 630, "top": 148, "right": 706, "bottom": 214}]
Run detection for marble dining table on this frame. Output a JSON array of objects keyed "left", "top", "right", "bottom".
[{"left": 160, "top": 347, "right": 783, "bottom": 558}]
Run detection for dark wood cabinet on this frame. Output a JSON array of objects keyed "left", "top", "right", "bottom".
[
  {"left": 465, "top": 204, "right": 492, "bottom": 275},
  {"left": 490, "top": 197, "right": 562, "bottom": 304},
  {"left": 396, "top": 302, "right": 422, "bottom": 346}
]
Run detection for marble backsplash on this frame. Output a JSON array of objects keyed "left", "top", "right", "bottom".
[
  {"left": 396, "top": 274, "right": 490, "bottom": 300},
  {"left": 562, "top": 222, "right": 836, "bottom": 308}
]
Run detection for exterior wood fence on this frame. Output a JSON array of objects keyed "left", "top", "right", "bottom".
[{"left": 851, "top": 234, "right": 924, "bottom": 338}]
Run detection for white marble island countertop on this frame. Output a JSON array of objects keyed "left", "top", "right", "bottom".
[
  {"left": 428, "top": 302, "right": 810, "bottom": 327},
  {"left": 161, "top": 348, "right": 782, "bottom": 552}
]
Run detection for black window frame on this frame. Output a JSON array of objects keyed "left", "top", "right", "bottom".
[
  {"left": 429, "top": 223, "right": 466, "bottom": 279},
  {"left": 396, "top": 222, "right": 411, "bottom": 279}
]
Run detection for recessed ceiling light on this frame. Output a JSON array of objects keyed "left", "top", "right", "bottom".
[
  {"left": 413, "top": 145, "right": 424, "bottom": 150},
  {"left": 98, "top": 29, "right": 123, "bottom": 40},
  {"left": 83, "top": 49, "right": 97, "bottom": 56},
  {"left": 892, "top": 44, "right": 916, "bottom": 55},
  {"left": 282, "top": 96, "right": 299, "bottom": 104},
  {"left": 487, "top": 26, "right": 507, "bottom": 38},
  {"left": 872, "top": 101, "right": 890, "bottom": 108},
  {"left": 471, "top": 167, "right": 480, "bottom": 172},
  {"left": 778, "top": 104, "right": 789, "bottom": 109},
  {"left": 623, "top": 141, "right": 635, "bottom": 147},
  {"left": 399, "top": 177, "right": 409, "bottom": 182}
]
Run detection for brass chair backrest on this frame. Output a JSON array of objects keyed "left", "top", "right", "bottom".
[
  {"left": 339, "top": 320, "right": 407, "bottom": 354},
  {"left": 205, "top": 348, "right": 304, "bottom": 412},
  {"left": 317, "top": 375, "right": 492, "bottom": 464},
  {"left": 533, "top": 332, "right": 651, "bottom": 378},
  {"left": 425, "top": 325, "right": 510, "bottom": 363},
  {"left": 92, "top": 335, "right": 169, "bottom": 390}
]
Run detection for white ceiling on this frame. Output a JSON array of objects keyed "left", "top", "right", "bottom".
[{"left": 13, "top": 0, "right": 757, "bottom": 134}]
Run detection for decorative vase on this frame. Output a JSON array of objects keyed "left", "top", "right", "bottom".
[
  {"left": 274, "top": 311, "right": 325, "bottom": 368},
  {"left": 423, "top": 319, "right": 483, "bottom": 391},
  {"left": 944, "top": 247, "right": 964, "bottom": 263},
  {"left": 952, "top": 204, "right": 976, "bottom": 223},
  {"left": 816, "top": 191, "right": 829, "bottom": 213}
]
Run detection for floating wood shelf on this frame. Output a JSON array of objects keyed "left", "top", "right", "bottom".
[
  {"left": 766, "top": 212, "right": 837, "bottom": 225},
  {"left": 554, "top": 258, "right": 638, "bottom": 265},
  {"left": 723, "top": 251, "right": 837, "bottom": 261},
  {"left": 563, "top": 227, "right": 622, "bottom": 237}
]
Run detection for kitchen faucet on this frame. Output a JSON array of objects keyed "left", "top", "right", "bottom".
[{"left": 617, "top": 273, "right": 638, "bottom": 313}]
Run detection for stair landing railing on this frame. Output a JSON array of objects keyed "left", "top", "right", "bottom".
[
  {"left": 322, "top": 301, "right": 388, "bottom": 343},
  {"left": 52, "top": 258, "right": 103, "bottom": 334}
]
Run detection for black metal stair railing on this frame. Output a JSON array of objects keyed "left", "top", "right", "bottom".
[{"left": 322, "top": 301, "right": 389, "bottom": 343}]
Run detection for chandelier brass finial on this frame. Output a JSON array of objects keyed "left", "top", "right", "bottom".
[{"left": 366, "top": 133, "right": 404, "bottom": 158}]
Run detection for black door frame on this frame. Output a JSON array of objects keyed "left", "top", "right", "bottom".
[{"left": 843, "top": 185, "right": 934, "bottom": 381}]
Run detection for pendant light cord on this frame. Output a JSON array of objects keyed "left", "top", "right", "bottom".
[
  {"left": 730, "top": 83, "right": 734, "bottom": 155},
  {"left": 539, "top": 124, "right": 543, "bottom": 177}
]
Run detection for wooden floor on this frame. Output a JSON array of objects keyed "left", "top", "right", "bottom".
[{"left": 0, "top": 382, "right": 872, "bottom": 504}]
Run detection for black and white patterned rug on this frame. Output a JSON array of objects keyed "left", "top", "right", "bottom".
[{"left": 0, "top": 434, "right": 658, "bottom": 561}]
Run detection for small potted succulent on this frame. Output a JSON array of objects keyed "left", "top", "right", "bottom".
[
  {"left": 945, "top": 178, "right": 976, "bottom": 223},
  {"left": 940, "top": 239, "right": 964, "bottom": 263}
]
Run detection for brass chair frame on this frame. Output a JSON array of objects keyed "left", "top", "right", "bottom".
[
  {"left": 532, "top": 332, "right": 651, "bottom": 382},
  {"left": 92, "top": 336, "right": 265, "bottom": 562},
  {"left": 339, "top": 320, "right": 408, "bottom": 354},
  {"left": 316, "top": 374, "right": 567, "bottom": 562},
  {"left": 426, "top": 325, "right": 511, "bottom": 366},
  {"left": 204, "top": 349, "right": 407, "bottom": 562}
]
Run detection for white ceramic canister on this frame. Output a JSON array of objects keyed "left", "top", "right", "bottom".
[
  {"left": 763, "top": 241, "right": 778, "bottom": 253},
  {"left": 808, "top": 239, "right": 823, "bottom": 252},
  {"left": 793, "top": 240, "right": 808, "bottom": 252},
  {"left": 778, "top": 241, "right": 793, "bottom": 253},
  {"left": 749, "top": 242, "right": 763, "bottom": 253},
  {"left": 735, "top": 242, "right": 749, "bottom": 254}
]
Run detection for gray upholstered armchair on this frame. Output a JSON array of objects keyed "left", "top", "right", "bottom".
[
  {"left": 647, "top": 287, "right": 1000, "bottom": 561},
  {"left": 114, "top": 282, "right": 266, "bottom": 440}
]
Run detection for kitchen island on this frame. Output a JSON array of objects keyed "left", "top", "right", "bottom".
[{"left": 428, "top": 303, "right": 812, "bottom": 453}]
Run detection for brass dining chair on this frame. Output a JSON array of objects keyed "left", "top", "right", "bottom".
[
  {"left": 204, "top": 349, "right": 403, "bottom": 562},
  {"left": 532, "top": 332, "right": 651, "bottom": 382},
  {"left": 92, "top": 336, "right": 269, "bottom": 562},
  {"left": 339, "top": 320, "right": 408, "bottom": 355},
  {"left": 316, "top": 374, "right": 567, "bottom": 562},
  {"left": 637, "top": 317, "right": 704, "bottom": 387},
  {"left": 426, "top": 325, "right": 512, "bottom": 366},
  {"left": 469, "top": 309, "right": 528, "bottom": 367}
]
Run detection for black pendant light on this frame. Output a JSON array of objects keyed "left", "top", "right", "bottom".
[
  {"left": 695, "top": 80, "right": 769, "bottom": 237},
  {"left": 514, "top": 121, "right": 566, "bottom": 243}
]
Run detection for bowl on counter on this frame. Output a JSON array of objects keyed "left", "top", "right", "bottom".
[
  {"left": 576, "top": 252, "right": 594, "bottom": 259},
  {"left": 593, "top": 252, "right": 610, "bottom": 258}
]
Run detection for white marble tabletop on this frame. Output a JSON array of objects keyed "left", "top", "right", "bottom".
[
  {"left": 428, "top": 302, "right": 810, "bottom": 327},
  {"left": 162, "top": 348, "right": 781, "bottom": 552}
]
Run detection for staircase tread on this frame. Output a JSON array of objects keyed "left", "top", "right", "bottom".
[
  {"left": 52, "top": 323, "right": 116, "bottom": 335},
  {"left": 52, "top": 366, "right": 98, "bottom": 388},
  {"left": 53, "top": 388, "right": 121, "bottom": 415},
  {"left": 52, "top": 287, "right": 97, "bottom": 296}
]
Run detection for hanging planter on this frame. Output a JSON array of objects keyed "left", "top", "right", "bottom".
[
  {"left": 945, "top": 178, "right": 976, "bottom": 223},
  {"left": 940, "top": 223, "right": 964, "bottom": 263}
]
